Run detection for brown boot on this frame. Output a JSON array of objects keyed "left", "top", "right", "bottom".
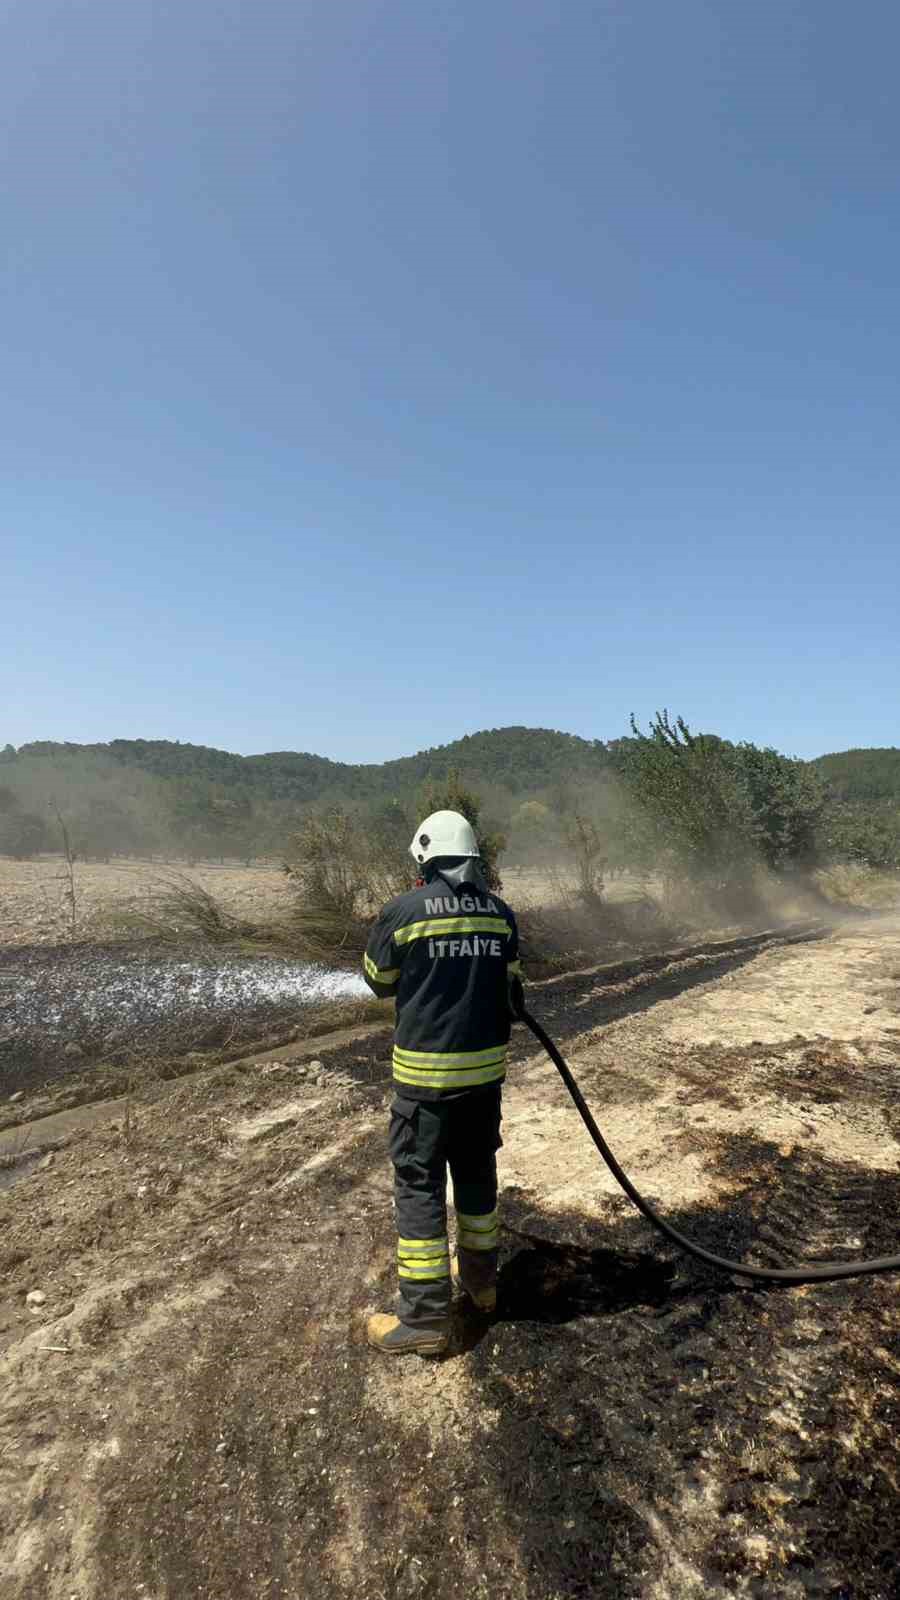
[
  {"left": 366, "top": 1314, "right": 448, "bottom": 1356},
  {"left": 451, "top": 1256, "right": 497, "bottom": 1314}
]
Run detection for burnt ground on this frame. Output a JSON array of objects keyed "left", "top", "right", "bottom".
[
  {"left": 0, "top": 920, "right": 831, "bottom": 1126},
  {"left": 0, "top": 919, "right": 898, "bottom": 1599},
  {"left": 0, "top": 939, "right": 378, "bottom": 1101}
]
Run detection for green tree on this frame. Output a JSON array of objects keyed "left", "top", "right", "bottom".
[
  {"left": 71, "top": 800, "right": 144, "bottom": 861},
  {"left": 730, "top": 742, "right": 827, "bottom": 870},
  {"left": 818, "top": 801, "right": 900, "bottom": 869},
  {"left": 0, "top": 809, "right": 51, "bottom": 859},
  {"left": 366, "top": 798, "right": 413, "bottom": 886},
  {"left": 509, "top": 799, "right": 555, "bottom": 863},
  {"left": 618, "top": 712, "right": 827, "bottom": 889},
  {"left": 616, "top": 713, "right": 744, "bottom": 886}
]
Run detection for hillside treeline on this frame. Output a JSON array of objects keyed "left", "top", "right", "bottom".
[
  {"left": 0, "top": 730, "right": 611, "bottom": 863},
  {"left": 0, "top": 724, "right": 898, "bottom": 876}
]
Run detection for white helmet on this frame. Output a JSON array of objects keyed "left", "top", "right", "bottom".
[{"left": 409, "top": 809, "right": 479, "bottom": 866}]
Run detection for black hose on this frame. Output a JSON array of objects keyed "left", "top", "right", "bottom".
[{"left": 519, "top": 1004, "right": 900, "bottom": 1284}]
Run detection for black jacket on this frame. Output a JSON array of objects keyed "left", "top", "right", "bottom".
[{"left": 363, "top": 873, "right": 522, "bottom": 1100}]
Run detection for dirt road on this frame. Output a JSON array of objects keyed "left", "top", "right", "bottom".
[{"left": 1, "top": 918, "right": 898, "bottom": 1598}]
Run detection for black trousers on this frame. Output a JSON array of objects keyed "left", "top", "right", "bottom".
[{"left": 389, "top": 1084, "right": 502, "bottom": 1329}]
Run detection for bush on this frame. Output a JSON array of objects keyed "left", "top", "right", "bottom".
[
  {"left": 617, "top": 712, "right": 829, "bottom": 891},
  {"left": 283, "top": 806, "right": 411, "bottom": 959},
  {"left": 817, "top": 801, "right": 900, "bottom": 870},
  {"left": 730, "top": 742, "right": 826, "bottom": 871},
  {"left": 282, "top": 776, "right": 507, "bottom": 961}
]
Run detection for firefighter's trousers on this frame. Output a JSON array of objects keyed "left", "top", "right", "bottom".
[{"left": 389, "top": 1084, "right": 502, "bottom": 1330}]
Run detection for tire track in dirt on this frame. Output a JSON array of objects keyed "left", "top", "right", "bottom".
[
  {"left": 471, "top": 1136, "right": 900, "bottom": 1599},
  {"left": 718, "top": 1141, "right": 900, "bottom": 1597}
]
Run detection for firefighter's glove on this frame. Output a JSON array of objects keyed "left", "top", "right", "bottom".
[{"left": 508, "top": 975, "right": 526, "bottom": 1021}]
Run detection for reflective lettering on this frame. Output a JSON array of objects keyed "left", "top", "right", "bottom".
[
  {"left": 421, "top": 894, "right": 498, "bottom": 916},
  {"left": 490, "top": 939, "right": 501, "bottom": 955}
]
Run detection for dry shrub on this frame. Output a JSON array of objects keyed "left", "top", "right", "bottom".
[
  {"left": 812, "top": 864, "right": 900, "bottom": 912},
  {"left": 283, "top": 808, "right": 409, "bottom": 961},
  {"left": 517, "top": 892, "right": 680, "bottom": 978},
  {"left": 563, "top": 811, "right": 606, "bottom": 906},
  {"left": 115, "top": 871, "right": 270, "bottom": 946}
]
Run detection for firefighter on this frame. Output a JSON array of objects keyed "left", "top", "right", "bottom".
[{"left": 362, "top": 809, "right": 523, "bottom": 1355}]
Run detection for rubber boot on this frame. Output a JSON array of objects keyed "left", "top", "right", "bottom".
[
  {"left": 451, "top": 1255, "right": 497, "bottom": 1314},
  {"left": 366, "top": 1314, "right": 448, "bottom": 1356}
]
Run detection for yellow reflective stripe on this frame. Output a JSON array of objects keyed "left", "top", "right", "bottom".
[
  {"left": 457, "top": 1211, "right": 499, "bottom": 1252},
  {"left": 458, "top": 1211, "right": 499, "bottom": 1251},
  {"left": 393, "top": 1046, "right": 506, "bottom": 1068},
  {"left": 456, "top": 1211, "right": 498, "bottom": 1231},
  {"left": 393, "top": 1061, "right": 506, "bottom": 1090},
  {"left": 397, "top": 1236, "right": 451, "bottom": 1281},
  {"left": 394, "top": 917, "right": 511, "bottom": 945},
  {"left": 507, "top": 960, "right": 523, "bottom": 977},
  {"left": 393, "top": 1063, "right": 505, "bottom": 1082},
  {"left": 363, "top": 953, "right": 399, "bottom": 984}
]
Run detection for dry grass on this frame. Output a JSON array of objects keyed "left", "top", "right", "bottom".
[
  {"left": 117, "top": 873, "right": 373, "bottom": 965},
  {"left": 813, "top": 863, "right": 900, "bottom": 911},
  {"left": 0, "top": 857, "right": 295, "bottom": 948},
  {"left": 517, "top": 890, "right": 681, "bottom": 977},
  {"left": 109, "top": 871, "right": 271, "bottom": 945},
  {"left": 284, "top": 904, "right": 369, "bottom": 963}
]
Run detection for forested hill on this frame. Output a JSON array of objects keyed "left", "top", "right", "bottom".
[
  {"left": 0, "top": 727, "right": 613, "bottom": 859},
  {"left": 6, "top": 727, "right": 610, "bottom": 799},
  {"left": 1, "top": 731, "right": 896, "bottom": 863},
  {"left": 811, "top": 748, "right": 900, "bottom": 802}
]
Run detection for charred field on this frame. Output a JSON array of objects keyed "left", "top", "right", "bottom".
[{"left": 1, "top": 918, "right": 898, "bottom": 1599}]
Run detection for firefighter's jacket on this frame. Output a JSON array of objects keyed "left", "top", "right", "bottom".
[{"left": 363, "top": 876, "right": 522, "bottom": 1100}]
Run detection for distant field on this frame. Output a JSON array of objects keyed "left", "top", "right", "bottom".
[
  {"left": 0, "top": 858, "right": 591, "bottom": 949},
  {"left": 6, "top": 855, "right": 883, "bottom": 952},
  {"left": 0, "top": 857, "right": 296, "bottom": 947},
  {"left": 0, "top": 857, "right": 609, "bottom": 949}
]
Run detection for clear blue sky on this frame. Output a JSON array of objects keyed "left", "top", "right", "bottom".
[{"left": 4, "top": 1, "right": 898, "bottom": 763}]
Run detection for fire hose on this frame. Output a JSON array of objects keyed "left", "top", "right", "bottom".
[{"left": 516, "top": 997, "right": 900, "bottom": 1284}]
